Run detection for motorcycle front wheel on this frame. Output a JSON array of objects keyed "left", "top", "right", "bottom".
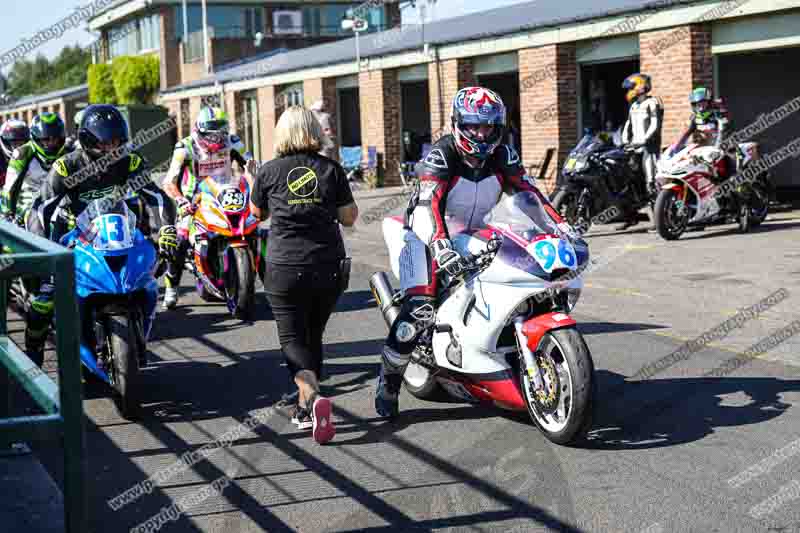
[
  {"left": 552, "top": 188, "right": 593, "bottom": 233},
  {"left": 108, "top": 312, "right": 142, "bottom": 420},
  {"left": 403, "top": 356, "right": 444, "bottom": 400},
  {"left": 654, "top": 188, "right": 689, "bottom": 240},
  {"left": 520, "top": 328, "right": 594, "bottom": 445},
  {"left": 225, "top": 246, "right": 255, "bottom": 320}
]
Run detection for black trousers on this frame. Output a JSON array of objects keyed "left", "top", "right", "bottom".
[{"left": 263, "top": 262, "right": 343, "bottom": 380}]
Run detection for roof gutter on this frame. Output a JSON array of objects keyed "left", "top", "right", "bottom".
[
  {"left": 156, "top": 0, "right": 765, "bottom": 99},
  {"left": 88, "top": 0, "right": 151, "bottom": 31}
]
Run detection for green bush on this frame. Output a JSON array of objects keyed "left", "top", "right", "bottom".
[
  {"left": 111, "top": 55, "right": 160, "bottom": 105},
  {"left": 88, "top": 63, "right": 116, "bottom": 104}
]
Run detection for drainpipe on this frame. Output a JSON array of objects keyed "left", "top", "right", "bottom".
[
  {"left": 202, "top": 0, "right": 211, "bottom": 74},
  {"left": 433, "top": 45, "right": 444, "bottom": 137}
]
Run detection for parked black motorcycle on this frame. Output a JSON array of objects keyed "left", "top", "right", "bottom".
[{"left": 551, "top": 129, "right": 651, "bottom": 233}]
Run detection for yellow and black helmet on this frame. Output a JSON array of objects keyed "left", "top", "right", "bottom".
[{"left": 622, "top": 73, "right": 652, "bottom": 103}]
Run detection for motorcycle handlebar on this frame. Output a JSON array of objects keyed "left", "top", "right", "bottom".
[{"left": 434, "top": 236, "right": 501, "bottom": 276}]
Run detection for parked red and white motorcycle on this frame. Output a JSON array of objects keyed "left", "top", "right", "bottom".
[
  {"left": 653, "top": 141, "right": 769, "bottom": 239},
  {"left": 370, "top": 192, "right": 595, "bottom": 445}
]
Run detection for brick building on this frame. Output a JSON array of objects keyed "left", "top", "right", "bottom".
[
  {"left": 86, "top": 0, "right": 402, "bottom": 91},
  {"left": 157, "top": 0, "right": 800, "bottom": 193},
  {"left": 0, "top": 85, "right": 88, "bottom": 134}
]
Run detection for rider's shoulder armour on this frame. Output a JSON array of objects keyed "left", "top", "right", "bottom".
[
  {"left": 417, "top": 135, "right": 460, "bottom": 180},
  {"left": 53, "top": 150, "right": 87, "bottom": 180},
  {"left": 488, "top": 144, "right": 524, "bottom": 178}
]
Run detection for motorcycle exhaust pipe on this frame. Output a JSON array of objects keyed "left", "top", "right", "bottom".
[{"left": 369, "top": 272, "right": 401, "bottom": 330}]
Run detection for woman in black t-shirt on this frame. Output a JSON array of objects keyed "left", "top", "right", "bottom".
[{"left": 250, "top": 106, "right": 358, "bottom": 445}]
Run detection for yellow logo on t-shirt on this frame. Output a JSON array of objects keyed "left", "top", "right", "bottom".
[{"left": 286, "top": 166, "right": 321, "bottom": 205}]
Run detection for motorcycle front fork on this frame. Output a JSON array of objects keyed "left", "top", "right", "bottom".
[{"left": 514, "top": 317, "right": 544, "bottom": 391}]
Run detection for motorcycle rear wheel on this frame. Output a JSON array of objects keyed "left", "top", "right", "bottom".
[
  {"left": 520, "top": 328, "right": 594, "bottom": 445},
  {"left": 743, "top": 182, "right": 769, "bottom": 230}
]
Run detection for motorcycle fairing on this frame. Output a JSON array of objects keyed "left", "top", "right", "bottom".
[
  {"left": 61, "top": 225, "right": 158, "bottom": 385},
  {"left": 194, "top": 175, "right": 258, "bottom": 237},
  {"left": 657, "top": 144, "right": 723, "bottom": 221},
  {"left": 63, "top": 229, "right": 158, "bottom": 298}
]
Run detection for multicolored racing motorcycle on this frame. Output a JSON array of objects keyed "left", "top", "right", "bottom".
[{"left": 188, "top": 171, "right": 261, "bottom": 319}]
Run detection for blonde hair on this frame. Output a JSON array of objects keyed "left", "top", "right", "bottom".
[{"left": 273, "top": 105, "right": 323, "bottom": 157}]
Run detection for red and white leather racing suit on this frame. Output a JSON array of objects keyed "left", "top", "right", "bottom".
[
  {"left": 379, "top": 134, "right": 565, "bottom": 381},
  {"left": 401, "top": 134, "right": 564, "bottom": 296}
]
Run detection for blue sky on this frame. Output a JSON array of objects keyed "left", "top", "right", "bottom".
[{"left": 0, "top": 0, "right": 531, "bottom": 76}]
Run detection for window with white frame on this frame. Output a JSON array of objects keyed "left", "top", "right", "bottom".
[
  {"left": 278, "top": 84, "right": 303, "bottom": 108},
  {"left": 108, "top": 13, "right": 162, "bottom": 59}
]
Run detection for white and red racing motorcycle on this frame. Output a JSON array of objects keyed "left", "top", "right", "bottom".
[
  {"left": 653, "top": 141, "right": 769, "bottom": 240},
  {"left": 370, "top": 192, "right": 595, "bottom": 445}
]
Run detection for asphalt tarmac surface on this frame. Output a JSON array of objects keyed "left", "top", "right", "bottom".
[{"left": 16, "top": 200, "right": 800, "bottom": 532}]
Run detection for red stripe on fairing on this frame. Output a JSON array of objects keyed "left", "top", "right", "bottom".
[
  {"left": 474, "top": 228, "right": 495, "bottom": 240},
  {"left": 486, "top": 224, "right": 528, "bottom": 248},
  {"left": 530, "top": 233, "right": 560, "bottom": 242},
  {"left": 390, "top": 215, "right": 403, "bottom": 223},
  {"left": 464, "top": 374, "right": 526, "bottom": 410},
  {"left": 521, "top": 312, "right": 577, "bottom": 351}
]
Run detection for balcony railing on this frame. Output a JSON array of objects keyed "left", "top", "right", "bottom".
[{"left": 182, "top": 22, "right": 391, "bottom": 63}]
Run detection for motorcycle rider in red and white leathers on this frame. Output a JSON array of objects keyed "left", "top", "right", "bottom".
[{"left": 374, "top": 86, "right": 575, "bottom": 418}]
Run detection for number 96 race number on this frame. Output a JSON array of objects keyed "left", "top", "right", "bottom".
[{"left": 527, "top": 238, "right": 576, "bottom": 272}]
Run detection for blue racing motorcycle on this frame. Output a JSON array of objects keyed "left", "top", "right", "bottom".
[{"left": 61, "top": 198, "right": 158, "bottom": 419}]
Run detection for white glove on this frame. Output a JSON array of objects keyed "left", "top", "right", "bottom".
[{"left": 431, "top": 239, "right": 465, "bottom": 276}]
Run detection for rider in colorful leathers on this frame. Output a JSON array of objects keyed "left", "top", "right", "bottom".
[
  {"left": 2, "top": 113, "right": 72, "bottom": 226},
  {"left": 620, "top": 73, "right": 663, "bottom": 230},
  {"left": 25, "top": 105, "right": 178, "bottom": 367},
  {"left": 0, "top": 119, "right": 30, "bottom": 190},
  {"left": 160, "top": 106, "right": 253, "bottom": 309},
  {"left": 374, "top": 86, "right": 575, "bottom": 418},
  {"left": 670, "top": 87, "right": 733, "bottom": 182}
]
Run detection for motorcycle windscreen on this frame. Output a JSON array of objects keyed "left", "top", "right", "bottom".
[
  {"left": 482, "top": 192, "right": 589, "bottom": 281},
  {"left": 73, "top": 200, "right": 157, "bottom": 296},
  {"left": 76, "top": 199, "right": 138, "bottom": 256}
]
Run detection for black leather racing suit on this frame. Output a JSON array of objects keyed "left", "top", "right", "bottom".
[{"left": 23, "top": 149, "right": 176, "bottom": 363}]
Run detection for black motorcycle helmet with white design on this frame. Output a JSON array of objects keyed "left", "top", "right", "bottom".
[
  {"left": 78, "top": 104, "right": 130, "bottom": 161},
  {"left": 0, "top": 119, "right": 30, "bottom": 160}
]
